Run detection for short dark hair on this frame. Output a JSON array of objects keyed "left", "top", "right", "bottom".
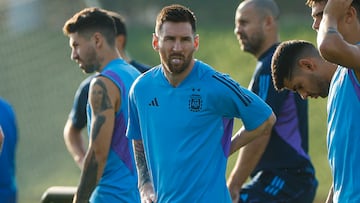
[
  {"left": 63, "top": 7, "right": 116, "bottom": 46},
  {"left": 106, "top": 11, "right": 127, "bottom": 36},
  {"left": 352, "top": 0, "right": 360, "bottom": 21},
  {"left": 306, "top": 0, "right": 360, "bottom": 21},
  {"left": 271, "top": 40, "right": 319, "bottom": 91},
  {"left": 155, "top": 4, "right": 197, "bottom": 35},
  {"left": 305, "top": 0, "right": 327, "bottom": 7}
]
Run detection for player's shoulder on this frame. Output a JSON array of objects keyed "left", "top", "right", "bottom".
[
  {"left": 196, "top": 61, "right": 233, "bottom": 84},
  {"left": 130, "top": 65, "right": 161, "bottom": 91},
  {"left": 193, "top": 60, "right": 218, "bottom": 79},
  {"left": 89, "top": 75, "right": 107, "bottom": 86},
  {"left": 0, "top": 97, "right": 14, "bottom": 111},
  {"left": 194, "top": 60, "right": 244, "bottom": 92},
  {"left": 137, "top": 65, "right": 161, "bottom": 80}
]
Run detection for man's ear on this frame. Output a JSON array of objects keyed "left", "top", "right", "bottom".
[
  {"left": 152, "top": 33, "right": 159, "bottom": 51},
  {"left": 92, "top": 32, "right": 103, "bottom": 48},
  {"left": 298, "top": 58, "right": 315, "bottom": 71},
  {"left": 346, "top": 6, "right": 357, "bottom": 24},
  {"left": 194, "top": 34, "right": 199, "bottom": 50},
  {"left": 264, "top": 15, "right": 275, "bottom": 30},
  {"left": 115, "top": 35, "right": 125, "bottom": 49}
]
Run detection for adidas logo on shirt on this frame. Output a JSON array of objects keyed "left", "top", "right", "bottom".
[{"left": 149, "top": 97, "right": 159, "bottom": 107}]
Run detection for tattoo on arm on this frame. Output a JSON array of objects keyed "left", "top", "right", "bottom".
[
  {"left": 75, "top": 79, "right": 113, "bottom": 201},
  {"left": 134, "top": 141, "right": 151, "bottom": 187},
  {"left": 91, "top": 116, "right": 105, "bottom": 141},
  {"left": 90, "top": 79, "right": 113, "bottom": 113},
  {"left": 90, "top": 79, "right": 113, "bottom": 141},
  {"left": 77, "top": 151, "right": 98, "bottom": 201},
  {"left": 326, "top": 27, "right": 338, "bottom": 34}
]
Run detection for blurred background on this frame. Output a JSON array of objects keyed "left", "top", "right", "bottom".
[{"left": 0, "top": 0, "right": 330, "bottom": 202}]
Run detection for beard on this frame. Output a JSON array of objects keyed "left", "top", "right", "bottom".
[
  {"left": 163, "top": 51, "right": 194, "bottom": 75},
  {"left": 238, "top": 30, "right": 265, "bottom": 56},
  {"left": 82, "top": 63, "right": 98, "bottom": 74},
  {"left": 79, "top": 48, "right": 100, "bottom": 74},
  {"left": 317, "top": 78, "right": 330, "bottom": 98}
]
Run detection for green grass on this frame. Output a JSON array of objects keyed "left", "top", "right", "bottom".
[{"left": 0, "top": 18, "right": 330, "bottom": 203}]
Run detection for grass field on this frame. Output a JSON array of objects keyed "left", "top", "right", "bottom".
[{"left": 0, "top": 16, "right": 330, "bottom": 203}]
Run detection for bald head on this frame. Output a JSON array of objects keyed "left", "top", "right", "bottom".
[{"left": 237, "top": 0, "right": 280, "bottom": 20}]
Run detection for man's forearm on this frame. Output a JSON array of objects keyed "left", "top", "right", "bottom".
[
  {"left": 64, "top": 121, "right": 87, "bottom": 169},
  {"left": 74, "top": 150, "right": 98, "bottom": 203},
  {"left": 74, "top": 113, "right": 107, "bottom": 202},
  {"left": 133, "top": 140, "right": 151, "bottom": 187},
  {"left": 227, "top": 129, "right": 270, "bottom": 193},
  {"left": 230, "top": 113, "right": 275, "bottom": 155}
]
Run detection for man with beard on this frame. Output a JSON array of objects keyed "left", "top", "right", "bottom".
[
  {"left": 226, "top": 1, "right": 318, "bottom": 202},
  {"left": 63, "top": 8, "right": 140, "bottom": 203},
  {"left": 271, "top": 37, "right": 360, "bottom": 202},
  {"left": 63, "top": 10, "right": 150, "bottom": 170},
  {"left": 126, "top": 4, "right": 276, "bottom": 203}
]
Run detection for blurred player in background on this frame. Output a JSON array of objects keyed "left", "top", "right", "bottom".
[
  {"left": 63, "top": 8, "right": 141, "bottom": 202},
  {"left": 306, "top": 0, "right": 327, "bottom": 32},
  {"left": 0, "top": 97, "right": 18, "bottom": 203},
  {"left": 227, "top": 1, "right": 318, "bottom": 202},
  {"left": 63, "top": 10, "right": 150, "bottom": 169}
]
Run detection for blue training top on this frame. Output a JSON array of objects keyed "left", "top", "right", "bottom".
[
  {"left": 87, "top": 59, "right": 140, "bottom": 202},
  {"left": 127, "top": 60, "right": 273, "bottom": 202},
  {"left": 327, "top": 67, "right": 360, "bottom": 202},
  {"left": 0, "top": 97, "right": 18, "bottom": 203},
  {"left": 249, "top": 44, "right": 314, "bottom": 173}
]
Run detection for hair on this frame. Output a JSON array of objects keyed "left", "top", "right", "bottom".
[
  {"left": 106, "top": 11, "right": 127, "bottom": 37},
  {"left": 306, "top": 0, "right": 360, "bottom": 21},
  {"left": 305, "top": 0, "right": 326, "bottom": 7},
  {"left": 62, "top": 7, "right": 116, "bottom": 46},
  {"left": 106, "top": 10, "right": 128, "bottom": 48},
  {"left": 246, "top": 0, "right": 280, "bottom": 20},
  {"left": 271, "top": 40, "right": 320, "bottom": 91},
  {"left": 155, "top": 4, "right": 197, "bottom": 35},
  {"left": 352, "top": 0, "right": 360, "bottom": 21}
]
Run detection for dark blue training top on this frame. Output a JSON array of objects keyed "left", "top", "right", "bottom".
[{"left": 249, "top": 44, "right": 313, "bottom": 173}]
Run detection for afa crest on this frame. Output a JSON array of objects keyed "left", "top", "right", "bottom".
[{"left": 189, "top": 94, "right": 202, "bottom": 112}]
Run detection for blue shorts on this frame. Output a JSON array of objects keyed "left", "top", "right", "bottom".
[{"left": 239, "top": 167, "right": 318, "bottom": 203}]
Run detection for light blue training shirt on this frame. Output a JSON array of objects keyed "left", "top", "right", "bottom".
[
  {"left": 127, "top": 60, "right": 273, "bottom": 202},
  {"left": 327, "top": 67, "right": 360, "bottom": 203}
]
